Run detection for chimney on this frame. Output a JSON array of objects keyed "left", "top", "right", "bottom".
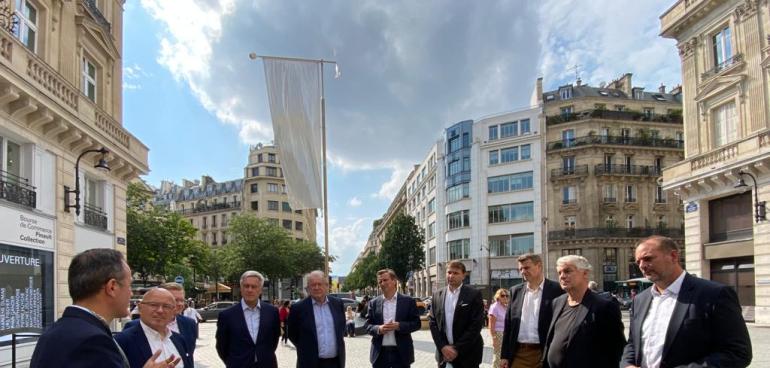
[
  {"left": 532, "top": 77, "right": 544, "bottom": 106},
  {"left": 619, "top": 73, "right": 633, "bottom": 96},
  {"left": 576, "top": 78, "right": 582, "bottom": 86},
  {"left": 669, "top": 84, "right": 682, "bottom": 96},
  {"left": 659, "top": 83, "right": 666, "bottom": 93}
]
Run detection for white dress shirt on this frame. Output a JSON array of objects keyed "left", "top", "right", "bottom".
[
  {"left": 242, "top": 299, "right": 261, "bottom": 344},
  {"left": 641, "top": 271, "right": 687, "bottom": 368},
  {"left": 168, "top": 317, "right": 180, "bottom": 334},
  {"left": 444, "top": 285, "right": 462, "bottom": 344},
  {"left": 382, "top": 293, "right": 398, "bottom": 346},
  {"left": 517, "top": 279, "right": 544, "bottom": 344},
  {"left": 140, "top": 321, "right": 182, "bottom": 364}
]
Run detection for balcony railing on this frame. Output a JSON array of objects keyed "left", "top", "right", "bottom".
[
  {"left": 0, "top": 169, "right": 36, "bottom": 209},
  {"left": 701, "top": 54, "right": 743, "bottom": 79},
  {"left": 550, "top": 165, "right": 588, "bottom": 178},
  {"left": 562, "top": 199, "right": 577, "bottom": 205},
  {"left": 594, "top": 164, "right": 662, "bottom": 177},
  {"left": 655, "top": 198, "right": 667, "bottom": 204},
  {"left": 84, "top": 203, "right": 107, "bottom": 230},
  {"left": 549, "top": 227, "right": 684, "bottom": 240},
  {"left": 177, "top": 201, "right": 241, "bottom": 215},
  {"left": 603, "top": 197, "right": 617, "bottom": 203},
  {"left": 546, "top": 109, "right": 683, "bottom": 126},
  {"left": 547, "top": 135, "right": 684, "bottom": 151}
]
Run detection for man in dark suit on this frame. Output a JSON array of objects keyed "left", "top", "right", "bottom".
[
  {"left": 429, "top": 260, "right": 484, "bottom": 368},
  {"left": 621, "top": 236, "right": 752, "bottom": 368},
  {"left": 215, "top": 270, "right": 280, "bottom": 368},
  {"left": 288, "top": 270, "right": 346, "bottom": 368},
  {"left": 501, "top": 254, "right": 564, "bottom": 368},
  {"left": 30, "top": 248, "right": 179, "bottom": 368},
  {"left": 364, "top": 269, "right": 422, "bottom": 367},
  {"left": 115, "top": 288, "right": 194, "bottom": 368},
  {"left": 160, "top": 282, "right": 198, "bottom": 357},
  {"left": 543, "top": 255, "right": 625, "bottom": 368}
]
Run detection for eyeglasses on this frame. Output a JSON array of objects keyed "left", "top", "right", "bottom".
[
  {"left": 500, "top": 295, "right": 509, "bottom": 298},
  {"left": 140, "top": 301, "right": 176, "bottom": 311}
]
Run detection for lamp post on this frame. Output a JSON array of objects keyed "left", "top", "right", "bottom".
[
  {"left": 480, "top": 243, "right": 493, "bottom": 299},
  {"left": 64, "top": 147, "right": 110, "bottom": 215},
  {"left": 189, "top": 255, "right": 197, "bottom": 299},
  {"left": 734, "top": 170, "right": 767, "bottom": 223}
]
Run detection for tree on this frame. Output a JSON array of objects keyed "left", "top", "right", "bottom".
[
  {"left": 379, "top": 213, "right": 425, "bottom": 291},
  {"left": 345, "top": 251, "right": 381, "bottom": 291}
]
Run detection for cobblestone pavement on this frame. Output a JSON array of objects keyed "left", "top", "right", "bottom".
[{"left": 193, "top": 311, "right": 770, "bottom": 368}]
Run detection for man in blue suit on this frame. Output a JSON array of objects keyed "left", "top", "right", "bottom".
[
  {"left": 364, "top": 269, "right": 421, "bottom": 368},
  {"left": 288, "top": 270, "right": 346, "bottom": 368},
  {"left": 215, "top": 270, "right": 280, "bottom": 368},
  {"left": 115, "top": 288, "right": 193, "bottom": 368},
  {"left": 30, "top": 248, "right": 179, "bottom": 368}
]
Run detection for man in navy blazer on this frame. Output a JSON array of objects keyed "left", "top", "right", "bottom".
[
  {"left": 364, "top": 269, "right": 422, "bottom": 367},
  {"left": 30, "top": 248, "right": 179, "bottom": 368},
  {"left": 288, "top": 270, "right": 346, "bottom": 368},
  {"left": 216, "top": 270, "right": 280, "bottom": 368},
  {"left": 621, "top": 236, "right": 752, "bottom": 368},
  {"left": 115, "top": 288, "right": 194, "bottom": 368}
]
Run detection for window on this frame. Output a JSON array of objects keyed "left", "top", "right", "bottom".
[
  {"left": 489, "top": 150, "right": 499, "bottom": 165},
  {"left": 250, "top": 201, "right": 258, "bottom": 211},
  {"left": 634, "top": 89, "right": 645, "bottom": 100},
  {"left": 251, "top": 167, "right": 259, "bottom": 176},
  {"left": 82, "top": 57, "right": 97, "bottom": 102},
  {"left": 625, "top": 185, "right": 636, "bottom": 202},
  {"left": 295, "top": 221, "right": 303, "bottom": 231},
  {"left": 448, "top": 160, "right": 462, "bottom": 176},
  {"left": 564, "top": 216, "right": 576, "bottom": 230},
  {"left": 447, "top": 239, "right": 470, "bottom": 260},
  {"left": 448, "top": 136, "right": 460, "bottom": 153},
  {"left": 520, "top": 119, "right": 530, "bottom": 134},
  {"left": 520, "top": 144, "right": 531, "bottom": 160},
  {"left": 644, "top": 108, "right": 654, "bottom": 118},
  {"left": 14, "top": 0, "right": 37, "bottom": 51},
  {"left": 561, "top": 249, "right": 582, "bottom": 256},
  {"left": 257, "top": 154, "right": 263, "bottom": 163},
  {"left": 268, "top": 183, "right": 280, "bottom": 193},
  {"left": 488, "top": 171, "right": 533, "bottom": 193},
  {"left": 295, "top": 209, "right": 303, "bottom": 214},
  {"left": 202, "top": 216, "right": 207, "bottom": 229},
  {"left": 626, "top": 215, "right": 635, "bottom": 229},
  {"left": 489, "top": 125, "right": 498, "bottom": 141},
  {"left": 268, "top": 153, "right": 276, "bottom": 163},
  {"left": 282, "top": 219, "right": 292, "bottom": 230},
  {"left": 211, "top": 232, "right": 217, "bottom": 245},
  {"left": 447, "top": 210, "right": 470, "bottom": 230},
  {"left": 428, "top": 246, "right": 437, "bottom": 265},
  {"left": 266, "top": 167, "right": 278, "bottom": 177},
  {"left": 282, "top": 202, "right": 292, "bottom": 212},
  {"left": 562, "top": 156, "right": 576, "bottom": 173},
  {"left": 501, "top": 122, "right": 518, "bottom": 138},
  {"left": 560, "top": 106, "right": 573, "bottom": 117},
  {"left": 250, "top": 183, "right": 258, "bottom": 193},
  {"left": 708, "top": 192, "right": 752, "bottom": 243},
  {"left": 562, "top": 186, "right": 576, "bottom": 204},
  {"left": 212, "top": 215, "right": 217, "bottom": 228},
  {"left": 488, "top": 202, "right": 534, "bottom": 224},
  {"left": 282, "top": 184, "right": 287, "bottom": 193},
  {"left": 500, "top": 147, "right": 519, "bottom": 163},
  {"left": 713, "top": 101, "right": 738, "bottom": 147},
  {"left": 656, "top": 185, "right": 666, "bottom": 203},
  {"left": 268, "top": 200, "right": 279, "bottom": 211},
  {"left": 559, "top": 86, "right": 572, "bottom": 100},
  {"left": 615, "top": 105, "right": 625, "bottom": 111},
  {"left": 221, "top": 214, "right": 228, "bottom": 227},
  {"left": 1, "top": 137, "right": 21, "bottom": 178},
  {"left": 427, "top": 198, "right": 436, "bottom": 214},
  {"left": 489, "top": 233, "right": 534, "bottom": 257},
  {"left": 427, "top": 222, "right": 435, "bottom": 239},
  {"left": 712, "top": 25, "right": 732, "bottom": 68},
  {"left": 604, "top": 184, "right": 617, "bottom": 202},
  {"left": 446, "top": 183, "right": 469, "bottom": 203},
  {"left": 562, "top": 129, "right": 575, "bottom": 147}
]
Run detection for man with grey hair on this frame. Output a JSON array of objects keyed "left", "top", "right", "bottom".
[
  {"left": 288, "top": 270, "right": 346, "bottom": 368},
  {"left": 542, "top": 255, "right": 625, "bottom": 368},
  {"left": 216, "top": 270, "right": 280, "bottom": 368}
]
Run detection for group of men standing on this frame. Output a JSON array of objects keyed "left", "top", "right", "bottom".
[{"left": 29, "top": 234, "right": 753, "bottom": 368}]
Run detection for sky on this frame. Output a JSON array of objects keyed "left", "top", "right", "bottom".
[{"left": 123, "top": 0, "right": 682, "bottom": 276}]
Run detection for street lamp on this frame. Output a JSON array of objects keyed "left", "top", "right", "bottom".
[
  {"left": 64, "top": 147, "right": 110, "bottom": 215},
  {"left": 479, "top": 243, "right": 493, "bottom": 298},
  {"left": 189, "top": 255, "right": 197, "bottom": 300},
  {"left": 734, "top": 170, "right": 766, "bottom": 223}
]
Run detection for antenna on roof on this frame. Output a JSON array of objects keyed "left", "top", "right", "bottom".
[{"left": 568, "top": 64, "right": 582, "bottom": 85}]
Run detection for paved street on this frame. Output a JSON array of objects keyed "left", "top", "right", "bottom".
[{"left": 192, "top": 312, "right": 770, "bottom": 368}]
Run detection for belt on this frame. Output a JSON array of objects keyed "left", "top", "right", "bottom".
[{"left": 518, "top": 343, "right": 541, "bottom": 349}]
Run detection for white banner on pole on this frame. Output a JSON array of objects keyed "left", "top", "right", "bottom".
[{"left": 262, "top": 58, "right": 324, "bottom": 210}]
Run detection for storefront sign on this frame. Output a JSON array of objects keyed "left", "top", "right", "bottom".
[{"left": 0, "top": 206, "right": 55, "bottom": 250}]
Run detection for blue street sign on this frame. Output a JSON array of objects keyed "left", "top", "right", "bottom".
[{"left": 174, "top": 275, "right": 184, "bottom": 284}]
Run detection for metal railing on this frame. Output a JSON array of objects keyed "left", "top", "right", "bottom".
[
  {"left": 177, "top": 201, "right": 241, "bottom": 215},
  {"left": 84, "top": 203, "right": 108, "bottom": 230},
  {"left": 549, "top": 227, "right": 684, "bottom": 240},
  {"left": 562, "top": 199, "right": 577, "bottom": 205},
  {"left": 550, "top": 165, "right": 588, "bottom": 178},
  {"left": 594, "top": 164, "right": 662, "bottom": 176},
  {"left": 0, "top": 169, "right": 37, "bottom": 209},
  {"left": 7, "top": 329, "right": 42, "bottom": 368},
  {"left": 702, "top": 53, "right": 743, "bottom": 79},
  {"left": 546, "top": 108, "right": 683, "bottom": 126},
  {"left": 603, "top": 197, "right": 617, "bottom": 203},
  {"left": 547, "top": 135, "right": 684, "bottom": 151}
]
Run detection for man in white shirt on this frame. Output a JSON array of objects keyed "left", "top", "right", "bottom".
[
  {"left": 364, "top": 269, "right": 421, "bottom": 367},
  {"left": 115, "top": 287, "right": 193, "bottom": 367}
]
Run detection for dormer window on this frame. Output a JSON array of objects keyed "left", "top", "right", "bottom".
[
  {"left": 598, "top": 90, "right": 609, "bottom": 96},
  {"left": 559, "top": 86, "right": 573, "bottom": 100},
  {"left": 633, "top": 88, "right": 644, "bottom": 100}
]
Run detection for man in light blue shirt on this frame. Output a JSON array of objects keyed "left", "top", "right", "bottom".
[{"left": 288, "top": 270, "right": 346, "bottom": 368}]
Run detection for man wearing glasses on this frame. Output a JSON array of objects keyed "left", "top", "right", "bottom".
[
  {"left": 500, "top": 254, "right": 563, "bottom": 368},
  {"left": 116, "top": 287, "right": 194, "bottom": 367}
]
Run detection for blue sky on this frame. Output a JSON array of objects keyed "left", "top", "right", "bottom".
[{"left": 123, "top": 0, "right": 681, "bottom": 276}]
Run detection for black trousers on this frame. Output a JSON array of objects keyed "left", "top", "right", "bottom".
[{"left": 374, "top": 347, "right": 408, "bottom": 368}]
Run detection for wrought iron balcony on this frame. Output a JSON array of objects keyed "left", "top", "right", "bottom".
[
  {"left": 550, "top": 165, "right": 588, "bottom": 179},
  {"left": 547, "top": 135, "right": 684, "bottom": 151},
  {"left": 549, "top": 227, "right": 684, "bottom": 240},
  {"left": 701, "top": 54, "right": 743, "bottom": 79},
  {"left": 84, "top": 203, "right": 108, "bottom": 230},
  {"left": 0, "top": 169, "right": 36, "bottom": 209},
  {"left": 603, "top": 197, "right": 617, "bottom": 203},
  {"left": 562, "top": 199, "right": 577, "bottom": 205},
  {"left": 594, "top": 164, "right": 662, "bottom": 177},
  {"left": 546, "top": 109, "right": 683, "bottom": 126},
  {"left": 177, "top": 201, "right": 241, "bottom": 215},
  {"left": 83, "top": 0, "right": 111, "bottom": 33}
]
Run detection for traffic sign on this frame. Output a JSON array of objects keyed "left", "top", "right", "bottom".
[{"left": 174, "top": 275, "right": 184, "bottom": 284}]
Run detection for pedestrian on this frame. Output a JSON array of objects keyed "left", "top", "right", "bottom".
[
  {"left": 30, "top": 248, "right": 179, "bottom": 368},
  {"left": 621, "top": 236, "right": 752, "bottom": 368},
  {"left": 115, "top": 288, "right": 194, "bottom": 368},
  {"left": 428, "top": 260, "right": 484, "bottom": 368},
  {"left": 483, "top": 299, "right": 489, "bottom": 328},
  {"left": 215, "top": 270, "right": 280, "bottom": 368},
  {"left": 358, "top": 295, "right": 371, "bottom": 319},
  {"left": 542, "top": 255, "right": 625, "bottom": 368},
  {"left": 364, "top": 269, "right": 421, "bottom": 367},
  {"left": 488, "top": 288, "right": 508, "bottom": 368},
  {"left": 279, "top": 300, "right": 291, "bottom": 344},
  {"left": 345, "top": 306, "right": 356, "bottom": 337},
  {"left": 500, "top": 253, "right": 563, "bottom": 368},
  {"left": 288, "top": 270, "right": 346, "bottom": 368},
  {"left": 182, "top": 301, "right": 202, "bottom": 324}
]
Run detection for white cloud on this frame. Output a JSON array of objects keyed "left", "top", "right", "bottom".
[
  {"left": 348, "top": 197, "right": 362, "bottom": 207},
  {"left": 317, "top": 216, "right": 372, "bottom": 275}
]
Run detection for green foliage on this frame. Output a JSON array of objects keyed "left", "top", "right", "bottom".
[
  {"left": 379, "top": 213, "right": 425, "bottom": 290},
  {"left": 345, "top": 251, "right": 382, "bottom": 290}
]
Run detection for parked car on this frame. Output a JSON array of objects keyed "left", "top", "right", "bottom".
[
  {"left": 197, "top": 301, "right": 238, "bottom": 322},
  {"left": 339, "top": 297, "right": 358, "bottom": 311},
  {"left": 413, "top": 297, "right": 427, "bottom": 315}
]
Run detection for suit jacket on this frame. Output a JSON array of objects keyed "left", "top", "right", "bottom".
[
  {"left": 364, "top": 293, "right": 422, "bottom": 364},
  {"left": 620, "top": 273, "right": 752, "bottom": 368},
  {"left": 428, "top": 285, "right": 485, "bottom": 368},
  {"left": 114, "top": 322, "right": 194, "bottom": 368},
  {"left": 287, "top": 296, "right": 347, "bottom": 368},
  {"left": 215, "top": 300, "right": 281, "bottom": 368},
  {"left": 501, "top": 279, "right": 564, "bottom": 362},
  {"left": 29, "top": 306, "right": 129, "bottom": 368},
  {"left": 543, "top": 289, "right": 625, "bottom": 368},
  {"left": 125, "top": 315, "right": 197, "bottom": 357}
]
